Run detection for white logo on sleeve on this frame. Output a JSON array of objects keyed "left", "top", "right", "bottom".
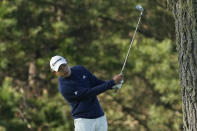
[
  {"left": 74, "top": 91, "right": 78, "bottom": 95},
  {"left": 82, "top": 75, "right": 86, "bottom": 79}
]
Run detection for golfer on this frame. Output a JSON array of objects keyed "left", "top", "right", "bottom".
[{"left": 50, "top": 55, "right": 123, "bottom": 131}]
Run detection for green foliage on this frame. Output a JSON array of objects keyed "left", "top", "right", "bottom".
[
  {"left": 0, "top": 77, "right": 73, "bottom": 130},
  {"left": 24, "top": 95, "right": 73, "bottom": 130},
  {"left": 132, "top": 39, "right": 180, "bottom": 104},
  {"left": 0, "top": 77, "right": 26, "bottom": 131}
]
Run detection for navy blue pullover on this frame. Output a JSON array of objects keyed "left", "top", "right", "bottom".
[{"left": 58, "top": 65, "right": 115, "bottom": 119}]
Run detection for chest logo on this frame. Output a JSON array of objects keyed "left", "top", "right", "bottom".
[
  {"left": 74, "top": 91, "right": 78, "bottom": 95},
  {"left": 82, "top": 75, "right": 86, "bottom": 79}
]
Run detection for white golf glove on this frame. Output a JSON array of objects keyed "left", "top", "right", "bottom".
[{"left": 113, "top": 80, "right": 124, "bottom": 92}]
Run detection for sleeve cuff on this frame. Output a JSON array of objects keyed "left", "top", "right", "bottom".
[{"left": 108, "top": 80, "right": 116, "bottom": 89}]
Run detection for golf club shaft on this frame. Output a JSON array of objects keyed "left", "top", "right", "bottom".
[{"left": 120, "top": 11, "right": 143, "bottom": 74}]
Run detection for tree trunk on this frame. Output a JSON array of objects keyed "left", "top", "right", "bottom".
[
  {"left": 27, "top": 61, "right": 38, "bottom": 98},
  {"left": 28, "top": 61, "right": 37, "bottom": 88},
  {"left": 171, "top": 0, "right": 197, "bottom": 130}
]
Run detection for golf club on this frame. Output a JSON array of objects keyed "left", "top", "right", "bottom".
[{"left": 114, "top": 5, "right": 144, "bottom": 93}]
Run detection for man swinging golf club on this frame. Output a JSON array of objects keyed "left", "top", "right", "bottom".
[
  {"left": 50, "top": 4, "right": 143, "bottom": 130},
  {"left": 50, "top": 55, "right": 123, "bottom": 131}
]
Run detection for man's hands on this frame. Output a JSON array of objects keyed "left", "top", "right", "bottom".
[
  {"left": 113, "top": 74, "right": 124, "bottom": 92},
  {"left": 113, "top": 74, "right": 123, "bottom": 84}
]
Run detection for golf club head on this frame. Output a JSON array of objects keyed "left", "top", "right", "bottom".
[{"left": 136, "top": 5, "right": 144, "bottom": 12}]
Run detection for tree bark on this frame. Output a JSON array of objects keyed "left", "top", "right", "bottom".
[
  {"left": 171, "top": 0, "right": 197, "bottom": 130},
  {"left": 27, "top": 61, "right": 38, "bottom": 98}
]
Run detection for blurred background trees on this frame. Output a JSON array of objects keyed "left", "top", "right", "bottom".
[{"left": 0, "top": 0, "right": 182, "bottom": 130}]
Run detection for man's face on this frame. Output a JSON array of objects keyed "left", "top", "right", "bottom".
[{"left": 55, "top": 64, "right": 71, "bottom": 77}]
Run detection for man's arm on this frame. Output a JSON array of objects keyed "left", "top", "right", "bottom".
[
  {"left": 61, "top": 73, "right": 123, "bottom": 101},
  {"left": 62, "top": 80, "right": 115, "bottom": 101}
]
